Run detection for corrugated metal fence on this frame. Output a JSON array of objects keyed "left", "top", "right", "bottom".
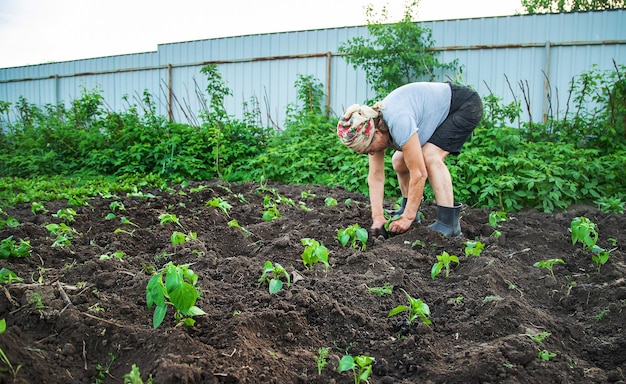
[{"left": 1, "top": 10, "right": 624, "bottom": 129}]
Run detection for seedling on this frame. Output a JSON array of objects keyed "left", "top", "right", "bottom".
[
  {"left": 570, "top": 216, "right": 598, "bottom": 250},
  {"left": 301, "top": 190, "right": 316, "bottom": 199},
  {"left": 0, "top": 318, "right": 23, "bottom": 381},
  {"left": 324, "top": 197, "right": 338, "bottom": 207},
  {"left": 159, "top": 213, "right": 183, "bottom": 228},
  {"left": 258, "top": 261, "right": 290, "bottom": 294},
  {"left": 146, "top": 262, "right": 206, "bottom": 328},
  {"left": 591, "top": 244, "right": 616, "bottom": 273},
  {"left": 0, "top": 216, "right": 19, "bottom": 229},
  {"left": 109, "top": 201, "right": 126, "bottom": 211},
  {"left": 527, "top": 331, "right": 551, "bottom": 344},
  {"left": 170, "top": 231, "right": 197, "bottom": 245},
  {"left": 300, "top": 238, "right": 330, "bottom": 270},
  {"left": 368, "top": 283, "right": 394, "bottom": 296},
  {"left": 595, "top": 196, "right": 624, "bottom": 214},
  {"left": 314, "top": 347, "right": 329, "bottom": 375},
  {"left": 337, "top": 224, "right": 368, "bottom": 251},
  {"left": 206, "top": 197, "right": 232, "bottom": 217},
  {"left": 0, "top": 268, "right": 22, "bottom": 283},
  {"left": 94, "top": 353, "right": 115, "bottom": 384},
  {"left": 45, "top": 223, "right": 78, "bottom": 247},
  {"left": 53, "top": 208, "right": 77, "bottom": 222},
  {"left": 262, "top": 196, "right": 282, "bottom": 221},
  {"left": 388, "top": 288, "right": 432, "bottom": 326},
  {"left": 431, "top": 251, "right": 459, "bottom": 279},
  {"left": 538, "top": 349, "right": 556, "bottom": 361},
  {"left": 99, "top": 251, "right": 125, "bottom": 261},
  {"left": 0, "top": 236, "right": 31, "bottom": 258},
  {"left": 533, "top": 258, "right": 564, "bottom": 280},
  {"left": 489, "top": 211, "right": 509, "bottom": 227},
  {"left": 228, "top": 219, "right": 253, "bottom": 237},
  {"left": 120, "top": 216, "right": 139, "bottom": 228},
  {"left": 337, "top": 354, "right": 374, "bottom": 384},
  {"left": 31, "top": 201, "right": 48, "bottom": 215},
  {"left": 464, "top": 240, "right": 485, "bottom": 257},
  {"left": 123, "top": 364, "right": 154, "bottom": 384}
]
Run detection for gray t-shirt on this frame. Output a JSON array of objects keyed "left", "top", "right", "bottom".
[{"left": 381, "top": 82, "right": 452, "bottom": 151}]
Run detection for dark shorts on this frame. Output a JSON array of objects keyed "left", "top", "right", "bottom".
[{"left": 427, "top": 83, "right": 483, "bottom": 155}]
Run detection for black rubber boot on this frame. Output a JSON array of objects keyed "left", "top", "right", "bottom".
[
  {"left": 428, "top": 202, "right": 462, "bottom": 237},
  {"left": 387, "top": 197, "right": 420, "bottom": 224}
]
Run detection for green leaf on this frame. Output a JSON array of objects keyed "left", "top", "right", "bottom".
[
  {"left": 153, "top": 305, "right": 167, "bottom": 328},
  {"left": 337, "top": 355, "right": 355, "bottom": 373},
  {"left": 269, "top": 278, "right": 283, "bottom": 294}
]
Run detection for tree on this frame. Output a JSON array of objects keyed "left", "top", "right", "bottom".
[
  {"left": 338, "top": 1, "right": 460, "bottom": 101},
  {"left": 521, "top": 0, "right": 626, "bottom": 13}
]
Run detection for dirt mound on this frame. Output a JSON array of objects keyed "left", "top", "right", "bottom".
[{"left": 1, "top": 180, "right": 625, "bottom": 384}]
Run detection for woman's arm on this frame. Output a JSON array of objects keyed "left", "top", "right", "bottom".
[{"left": 368, "top": 150, "right": 387, "bottom": 229}]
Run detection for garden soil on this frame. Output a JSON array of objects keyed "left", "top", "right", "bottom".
[{"left": 1, "top": 180, "right": 625, "bottom": 384}]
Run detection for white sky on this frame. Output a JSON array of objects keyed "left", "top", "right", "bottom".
[{"left": 0, "top": 0, "right": 523, "bottom": 68}]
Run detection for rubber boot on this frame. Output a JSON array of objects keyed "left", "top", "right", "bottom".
[
  {"left": 428, "top": 202, "right": 462, "bottom": 237},
  {"left": 387, "top": 197, "right": 420, "bottom": 224}
]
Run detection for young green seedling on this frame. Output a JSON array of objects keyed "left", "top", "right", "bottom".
[
  {"left": 146, "top": 262, "right": 206, "bottom": 328},
  {"left": 262, "top": 196, "right": 282, "bottom": 221},
  {"left": 227, "top": 219, "right": 253, "bottom": 237},
  {"left": 533, "top": 258, "right": 564, "bottom": 280},
  {"left": 591, "top": 244, "right": 616, "bottom": 273},
  {"left": 527, "top": 331, "right": 551, "bottom": 344},
  {"left": 0, "top": 268, "right": 22, "bottom": 283},
  {"left": 431, "top": 251, "right": 459, "bottom": 279},
  {"left": 388, "top": 288, "right": 432, "bottom": 326},
  {"left": 301, "top": 238, "right": 330, "bottom": 270},
  {"left": 337, "top": 224, "right": 368, "bottom": 251},
  {"left": 464, "top": 240, "right": 485, "bottom": 257},
  {"left": 314, "top": 347, "right": 329, "bottom": 375},
  {"left": 31, "top": 202, "right": 48, "bottom": 215},
  {"left": 123, "top": 364, "right": 154, "bottom": 384},
  {"left": 337, "top": 354, "right": 374, "bottom": 384},
  {"left": 538, "top": 349, "right": 556, "bottom": 361},
  {"left": 570, "top": 216, "right": 598, "bottom": 250},
  {"left": 324, "top": 197, "right": 338, "bottom": 207},
  {"left": 258, "top": 261, "right": 290, "bottom": 294},
  {"left": 53, "top": 208, "right": 77, "bottom": 223},
  {"left": 109, "top": 201, "right": 126, "bottom": 212},
  {"left": 0, "top": 236, "right": 31, "bottom": 258},
  {"left": 159, "top": 213, "right": 183, "bottom": 228},
  {"left": 368, "top": 283, "right": 394, "bottom": 296},
  {"left": 170, "top": 231, "right": 197, "bottom": 245},
  {"left": 206, "top": 197, "right": 233, "bottom": 217},
  {"left": 488, "top": 211, "right": 508, "bottom": 237}
]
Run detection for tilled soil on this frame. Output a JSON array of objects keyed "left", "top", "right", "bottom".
[{"left": 0, "top": 180, "right": 625, "bottom": 384}]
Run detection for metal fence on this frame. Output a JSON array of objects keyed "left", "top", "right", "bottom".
[{"left": 1, "top": 10, "right": 624, "bottom": 129}]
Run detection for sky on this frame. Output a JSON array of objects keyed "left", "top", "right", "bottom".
[{"left": 0, "top": 0, "right": 523, "bottom": 68}]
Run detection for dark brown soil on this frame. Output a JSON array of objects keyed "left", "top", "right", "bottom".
[{"left": 1, "top": 180, "right": 625, "bottom": 384}]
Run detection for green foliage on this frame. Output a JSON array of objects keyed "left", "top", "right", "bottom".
[
  {"left": 0, "top": 268, "right": 22, "bottom": 283},
  {"left": 570, "top": 216, "right": 598, "bottom": 250},
  {"left": 300, "top": 238, "right": 330, "bottom": 270},
  {"left": 337, "top": 354, "right": 375, "bottom": 384},
  {"left": 0, "top": 236, "right": 31, "bottom": 258},
  {"left": 0, "top": 318, "right": 23, "bottom": 380},
  {"left": 464, "top": 240, "right": 485, "bottom": 257},
  {"left": 314, "top": 347, "right": 329, "bottom": 375},
  {"left": 522, "top": 0, "right": 625, "bottom": 13},
  {"left": 123, "top": 364, "right": 154, "bottom": 384},
  {"left": 145, "top": 262, "right": 206, "bottom": 328},
  {"left": 533, "top": 258, "right": 565, "bottom": 279},
  {"left": 368, "top": 282, "right": 394, "bottom": 296},
  {"left": 339, "top": 1, "right": 460, "bottom": 100},
  {"left": 431, "top": 251, "right": 459, "bottom": 279},
  {"left": 337, "top": 224, "right": 369, "bottom": 251},
  {"left": 388, "top": 288, "right": 432, "bottom": 326},
  {"left": 258, "top": 261, "right": 290, "bottom": 294}
]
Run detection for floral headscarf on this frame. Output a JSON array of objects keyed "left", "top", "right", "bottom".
[{"left": 336, "top": 103, "right": 382, "bottom": 152}]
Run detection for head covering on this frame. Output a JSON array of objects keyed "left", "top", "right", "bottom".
[{"left": 337, "top": 103, "right": 382, "bottom": 152}]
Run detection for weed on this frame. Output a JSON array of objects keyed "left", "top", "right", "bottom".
[
  {"left": 527, "top": 331, "right": 551, "bottom": 344},
  {"left": 595, "top": 309, "right": 609, "bottom": 321},
  {"left": 368, "top": 283, "right": 394, "bottom": 296},
  {"left": 94, "top": 353, "right": 115, "bottom": 384},
  {"left": 314, "top": 347, "right": 329, "bottom": 375}
]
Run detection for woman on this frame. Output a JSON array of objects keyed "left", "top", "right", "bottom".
[{"left": 337, "top": 82, "right": 483, "bottom": 237}]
